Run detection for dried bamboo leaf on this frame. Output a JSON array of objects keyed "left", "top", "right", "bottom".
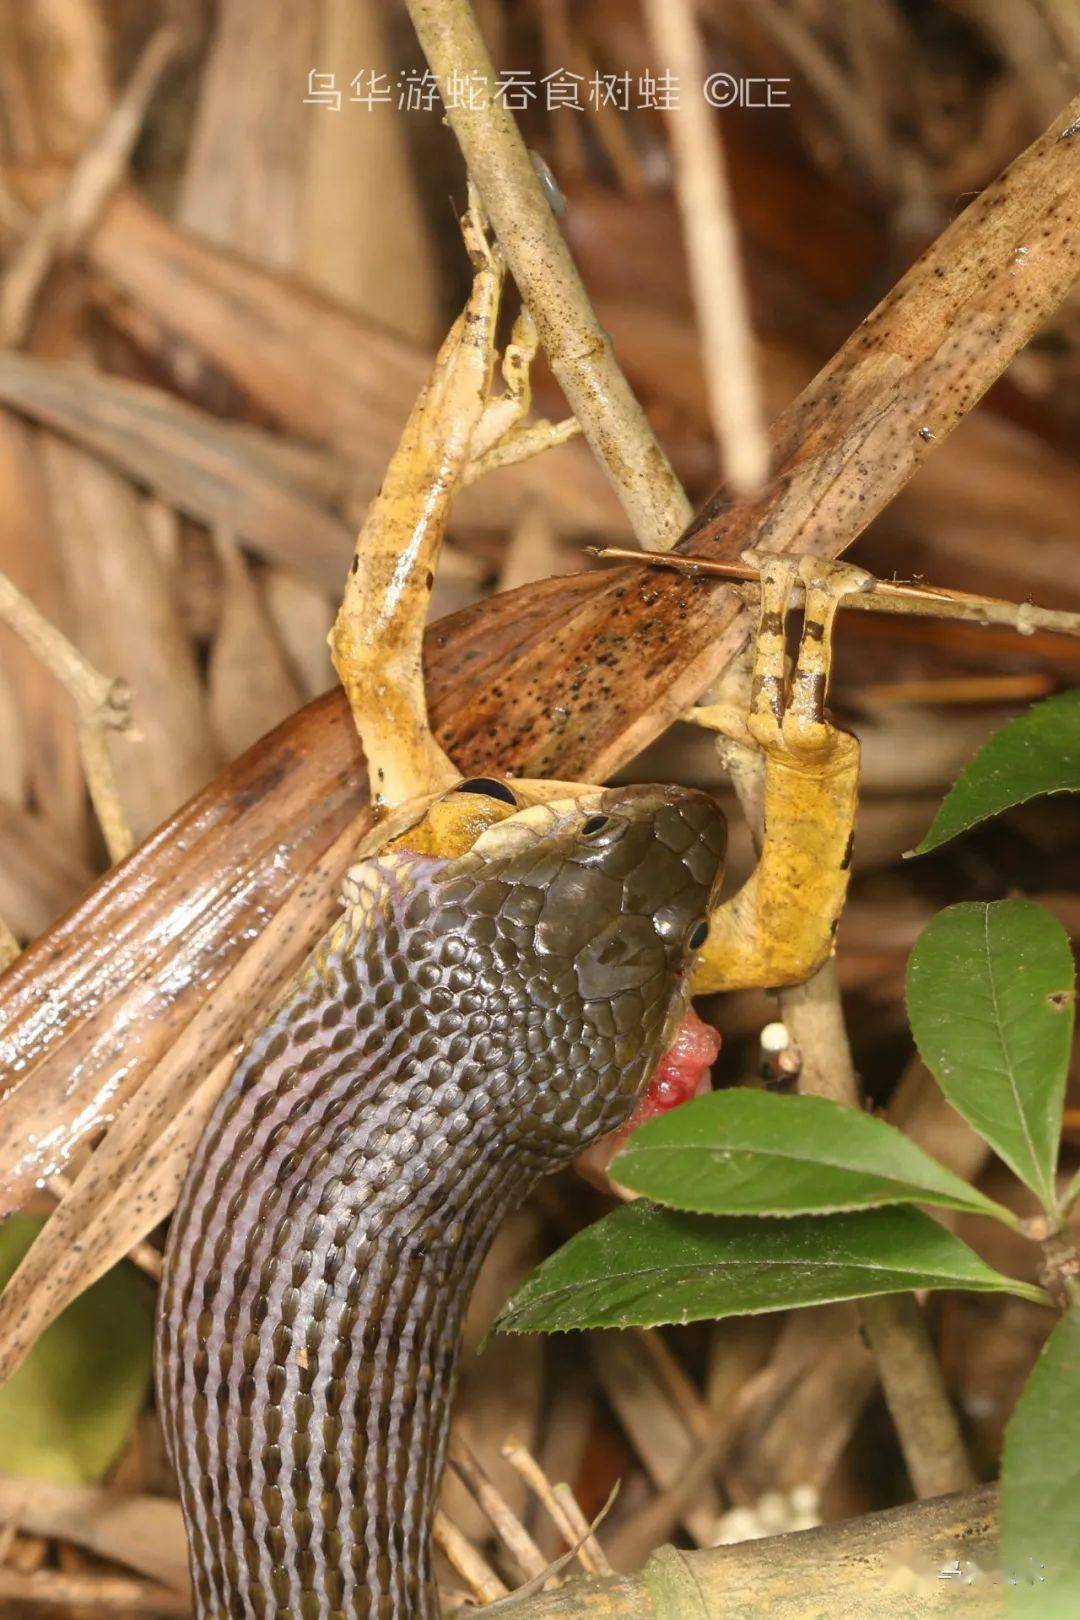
[
  {"left": 0, "top": 355, "right": 355, "bottom": 589},
  {"left": 75, "top": 188, "right": 623, "bottom": 537},
  {"left": 0, "top": 800, "right": 95, "bottom": 939},
  {"left": 261, "top": 567, "right": 334, "bottom": 699},
  {"left": 207, "top": 534, "right": 303, "bottom": 759},
  {"left": 0, "top": 0, "right": 112, "bottom": 162},
  {"left": 178, "top": 0, "right": 319, "bottom": 273},
  {"left": 40, "top": 435, "right": 219, "bottom": 838},
  {"left": 0, "top": 409, "right": 86, "bottom": 841},
  {"left": 0, "top": 1478, "right": 189, "bottom": 1595},
  {"left": 593, "top": 1330, "right": 722, "bottom": 1544},
  {"left": 300, "top": 0, "right": 439, "bottom": 338}
]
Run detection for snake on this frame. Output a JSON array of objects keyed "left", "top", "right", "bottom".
[{"left": 156, "top": 781, "right": 727, "bottom": 1620}]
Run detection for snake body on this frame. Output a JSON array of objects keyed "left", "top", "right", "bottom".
[{"left": 157, "top": 784, "right": 726, "bottom": 1620}]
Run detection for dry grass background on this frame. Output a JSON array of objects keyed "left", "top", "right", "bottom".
[{"left": 0, "top": 0, "right": 1077, "bottom": 1613}]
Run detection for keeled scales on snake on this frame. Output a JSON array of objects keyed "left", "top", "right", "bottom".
[{"left": 157, "top": 782, "right": 727, "bottom": 1620}]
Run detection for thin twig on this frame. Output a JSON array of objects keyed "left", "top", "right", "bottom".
[
  {"left": 591, "top": 547, "right": 1080, "bottom": 639},
  {"left": 434, "top": 1509, "right": 509, "bottom": 1605},
  {"left": 641, "top": 0, "right": 769, "bottom": 493},
  {"left": 0, "top": 569, "right": 134, "bottom": 862},
  {"left": 0, "top": 25, "right": 180, "bottom": 346},
  {"left": 448, "top": 1434, "right": 553, "bottom": 1586},
  {"left": 481, "top": 1484, "right": 1001, "bottom": 1618},
  {"left": 500, "top": 1437, "right": 607, "bottom": 1577},
  {"left": 405, "top": 0, "right": 693, "bottom": 549}
]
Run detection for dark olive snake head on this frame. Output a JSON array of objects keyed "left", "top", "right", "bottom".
[{"left": 343, "top": 781, "right": 728, "bottom": 1163}]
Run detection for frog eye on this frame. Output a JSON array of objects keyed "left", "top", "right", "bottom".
[
  {"left": 582, "top": 814, "right": 611, "bottom": 837},
  {"left": 458, "top": 777, "right": 519, "bottom": 805},
  {"left": 686, "top": 918, "right": 710, "bottom": 951}
]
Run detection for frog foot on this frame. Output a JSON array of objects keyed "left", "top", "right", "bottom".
[{"left": 741, "top": 550, "right": 871, "bottom": 763}]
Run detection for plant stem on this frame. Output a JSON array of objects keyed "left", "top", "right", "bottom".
[
  {"left": 405, "top": 0, "right": 692, "bottom": 550},
  {"left": 487, "top": 1485, "right": 1002, "bottom": 1618}
]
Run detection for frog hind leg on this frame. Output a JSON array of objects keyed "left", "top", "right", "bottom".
[
  {"left": 330, "top": 186, "right": 578, "bottom": 810},
  {"left": 690, "top": 551, "right": 872, "bottom": 994}
]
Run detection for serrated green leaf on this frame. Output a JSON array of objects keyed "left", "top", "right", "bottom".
[
  {"left": 0, "top": 1215, "right": 154, "bottom": 1483},
  {"left": 610, "top": 1089, "right": 1016, "bottom": 1225},
  {"left": 908, "top": 901, "right": 1074, "bottom": 1213},
  {"left": 497, "top": 1203, "right": 1044, "bottom": 1335},
  {"left": 1002, "top": 1305, "right": 1080, "bottom": 1617},
  {"left": 916, "top": 689, "right": 1080, "bottom": 854}
]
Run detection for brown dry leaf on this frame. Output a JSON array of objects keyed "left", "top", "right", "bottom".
[
  {"left": 0, "top": 1476, "right": 188, "bottom": 1594},
  {"left": 0, "top": 355, "right": 355, "bottom": 590},
  {"left": 592, "top": 1330, "right": 722, "bottom": 1545},
  {"left": 0, "top": 800, "right": 95, "bottom": 941},
  {"left": 261, "top": 566, "right": 335, "bottom": 700},
  {"left": 300, "top": 0, "right": 440, "bottom": 338},
  {"left": 207, "top": 533, "right": 302, "bottom": 760},
  {"left": 0, "top": 409, "right": 86, "bottom": 843},
  {"left": 64, "top": 188, "right": 624, "bottom": 538},
  {"left": 40, "top": 434, "right": 219, "bottom": 840},
  {"left": 0, "top": 0, "right": 112, "bottom": 162}
]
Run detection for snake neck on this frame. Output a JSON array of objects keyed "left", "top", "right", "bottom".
[
  {"left": 159, "top": 791, "right": 726, "bottom": 1620},
  {"left": 161, "top": 1056, "right": 533, "bottom": 1620}
]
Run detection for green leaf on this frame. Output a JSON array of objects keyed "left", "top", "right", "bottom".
[
  {"left": 1002, "top": 1305, "right": 1080, "bottom": 1617},
  {"left": 907, "top": 901, "right": 1074, "bottom": 1213},
  {"left": 497, "top": 1203, "right": 1044, "bottom": 1335},
  {"left": 0, "top": 1215, "right": 154, "bottom": 1483},
  {"left": 611, "top": 1089, "right": 1015, "bottom": 1225},
  {"left": 915, "top": 689, "right": 1080, "bottom": 854}
]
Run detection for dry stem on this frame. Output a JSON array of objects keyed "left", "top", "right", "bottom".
[
  {"left": 0, "top": 25, "right": 179, "bottom": 346},
  {"left": 484, "top": 1485, "right": 1002, "bottom": 1618},
  {"left": 641, "top": 0, "right": 769, "bottom": 494},
  {"left": 781, "top": 961, "right": 977, "bottom": 1496},
  {"left": 0, "top": 569, "right": 134, "bottom": 862},
  {"left": 405, "top": 0, "right": 693, "bottom": 549},
  {"left": 0, "top": 1566, "right": 189, "bottom": 1616},
  {"left": 712, "top": 649, "right": 976, "bottom": 1501},
  {"left": 594, "top": 548, "right": 1080, "bottom": 641}
]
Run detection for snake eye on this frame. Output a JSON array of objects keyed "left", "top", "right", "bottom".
[
  {"left": 581, "top": 814, "right": 611, "bottom": 837},
  {"left": 686, "top": 918, "right": 710, "bottom": 951}
]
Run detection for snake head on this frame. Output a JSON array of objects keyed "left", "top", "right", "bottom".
[{"left": 429, "top": 782, "right": 727, "bottom": 1152}]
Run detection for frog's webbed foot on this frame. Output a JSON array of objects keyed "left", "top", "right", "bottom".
[
  {"left": 689, "top": 551, "right": 871, "bottom": 995},
  {"left": 743, "top": 550, "right": 871, "bottom": 761},
  {"left": 687, "top": 551, "right": 871, "bottom": 758}
]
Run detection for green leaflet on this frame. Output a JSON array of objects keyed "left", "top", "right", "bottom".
[
  {"left": 916, "top": 689, "right": 1080, "bottom": 854},
  {"left": 611, "top": 1088, "right": 1014, "bottom": 1224},
  {"left": 497, "top": 1203, "right": 1045, "bottom": 1335},
  {"left": 908, "top": 901, "right": 1074, "bottom": 1213},
  {"left": 1002, "top": 1306, "right": 1080, "bottom": 1617}
]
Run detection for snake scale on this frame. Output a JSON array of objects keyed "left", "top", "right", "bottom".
[{"left": 157, "top": 783, "right": 727, "bottom": 1620}]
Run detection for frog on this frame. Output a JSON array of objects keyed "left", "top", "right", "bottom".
[{"left": 328, "top": 187, "right": 869, "bottom": 1022}]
